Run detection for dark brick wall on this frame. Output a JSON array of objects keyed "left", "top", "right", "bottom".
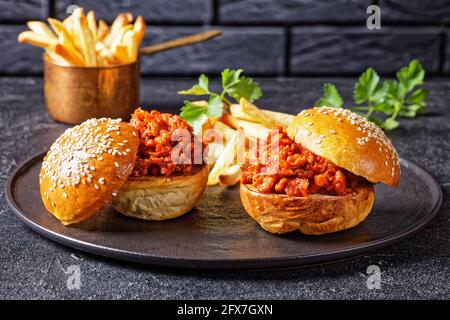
[{"left": 2, "top": 0, "right": 450, "bottom": 76}]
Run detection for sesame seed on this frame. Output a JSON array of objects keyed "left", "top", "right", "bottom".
[
  {"left": 330, "top": 130, "right": 336, "bottom": 134},
  {"left": 90, "top": 166, "right": 96, "bottom": 171},
  {"left": 125, "top": 148, "right": 131, "bottom": 153},
  {"left": 114, "top": 162, "right": 120, "bottom": 168},
  {"left": 132, "top": 132, "right": 137, "bottom": 136},
  {"left": 98, "top": 157, "right": 103, "bottom": 161},
  {"left": 63, "top": 192, "right": 68, "bottom": 199},
  {"left": 99, "top": 178, "right": 105, "bottom": 184},
  {"left": 307, "top": 122, "right": 313, "bottom": 126},
  {"left": 112, "top": 192, "right": 117, "bottom": 197},
  {"left": 94, "top": 184, "right": 100, "bottom": 190},
  {"left": 316, "top": 139, "right": 322, "bottom": 145},
  {"left": 52, "top": 202, "right": 56, "bottom": 207}
]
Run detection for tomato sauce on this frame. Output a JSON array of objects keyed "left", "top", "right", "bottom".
[
  {"left": 130, "top": 108, "right": 203, "bottom": 176},
  {"left": 240, "top": 129, "right": 366, "bottom": 196}
]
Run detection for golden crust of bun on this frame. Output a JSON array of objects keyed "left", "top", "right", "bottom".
[
  {"left": 240, "top": 183, "right": 375, "bottom": 235},
  {"left": 287, "top": 107, "right": 400, "bottom": 187},
  {"left": 113, "top": 165, "right": 209, "bottom": 221},
  {"left": 39, "top": 118, "right": 139, "bottom": 225}
]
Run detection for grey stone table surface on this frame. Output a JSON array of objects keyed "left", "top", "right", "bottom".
[{"left": 0, "top": 76, "right": 449, "bottom": 300}]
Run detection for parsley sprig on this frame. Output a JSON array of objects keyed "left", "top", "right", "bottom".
[
  {"left": 179, "top": 69, "right": 262, "bottom": 133},
  {"left": 315, "top": 59, "right": 428, "bottom": 131}
]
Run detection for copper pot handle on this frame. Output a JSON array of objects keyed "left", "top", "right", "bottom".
[{"left": 139, "top": 29, "right": 222, "bottom": 56}]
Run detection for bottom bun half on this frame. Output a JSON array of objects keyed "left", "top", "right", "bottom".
[
  {"left": 113, "top": 165, "right": 209, "bottom": 221},
  {"left": 240, "top": 184, "right": 375, "bottom": 235}
]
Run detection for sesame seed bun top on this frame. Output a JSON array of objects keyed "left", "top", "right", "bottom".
[
  {"left": 39, "top": 118, "right": 139, "bottom": 225},
  {"left": 286, "top": 107, "right": 400, "bottom": 187}
]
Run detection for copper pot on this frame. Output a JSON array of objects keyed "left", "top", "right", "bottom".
[
  {"left": 44, "top": 55, "right": 139, "bottom": 124},
  {"left": 43, "top": 30, "right": 222, "bottom": 124}
]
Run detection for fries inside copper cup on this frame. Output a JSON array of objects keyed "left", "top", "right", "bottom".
[{"left": 18, "top": 8, "right": 145, "bottom": 66}]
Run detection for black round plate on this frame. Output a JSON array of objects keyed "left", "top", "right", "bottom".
[{"left": 6, "top": 152, "right": 442, "bottom": 270}]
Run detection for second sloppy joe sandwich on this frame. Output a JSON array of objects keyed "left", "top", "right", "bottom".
[{"left": 239, "top": 106, "right": 400, "bottom": 235}]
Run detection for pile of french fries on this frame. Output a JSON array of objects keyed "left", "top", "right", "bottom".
[
  {"left": 18, "top": 7, "right": 146, "bottom": 66},
  {"left": 205, "top": 97, "right": 295, "bottom": 187}
]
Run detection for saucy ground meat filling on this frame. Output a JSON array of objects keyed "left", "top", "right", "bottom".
[
  {"left": 130, "top": 108, "right": 203, "bottom": 177},
  {"left": 240, "top": 129, "right": 369, "bottom": 197}
]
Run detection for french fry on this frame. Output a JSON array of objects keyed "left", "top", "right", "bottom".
[
  {"left": 57, "top": 32, "right": 84, "bottom": 65},
  {"left": 205, "top": 142, "right": 225, "bottom": 167},
  {"left": 238, "top": 97, "right": 278, "bottom": 128},
  {"left": 62, "top": 15, "right": 74, "bottom": 38},
  {"left": 45, "top": 49, "right": 71, "bottom": 66},
  {"left": 133, "top": 15, "right": 146, "bottom": 45},
  {"left": 47, "top": 18, "right": 80, "bottom": 54},
  {"left": 208, "top": 132, "right": 245, "bottom": 186},
  {"left": 86, "top": 11, "right": 97, "bottom": 40},
  {"left": 123, "top": 29, "right": 138, "bottom": 62},
  {"left": 261, "top": 109, "right": 294, "bottom": 127},
  {"left": 97, "top": 19, "right": 109, "bottom": 42},
  {"left": 230, "top": 102, "right": 295, "bottom": 128},
  {"left": 212, "top": 120, "right": 236, "bottom": 143},
  {"left": 110, "top": 25, "right": 133, "bottom": 51},
  {"left": 105, "top": 12, "right": 133, "bottom": 47},
  {"left": 112, "top": 44, "right": 130, "bottom": 64},
  {"left": 27, "top": 21, "right": 56, "bottom": 39},
  {"left": 96, "top": 41, "right": 120, "bottom": 65},
  {"left": 218, "top": 164, "right": 241, "bottom": 187},
  {"left": 72, "top": 10, "right": 97, "bottom": 66},
  {"left": 221, "top": 114, "right": 271, "bottom": 140},
  {"left": 18, "top": 31, "right": 57, "bottom": 49}
]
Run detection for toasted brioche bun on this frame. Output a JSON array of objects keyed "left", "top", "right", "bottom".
[
  {"left": 240, "top": 183, "right": 375, "bottom": 235},
  {"left": 112, "top": 165, "right": 208, "bottom": 221},
  {"left": 287, "top": 107, "right": 400, "bottom": 187},
  {"left": 39, "top": 118, "right": 139, "bottom": 225}
]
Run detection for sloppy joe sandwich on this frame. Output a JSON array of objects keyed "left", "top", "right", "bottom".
[
  {"left": 40, "top": 109, "right": 208, "bottom": 225},
  {"left": 239, "top": 107, "right": 400, "bottom": 235},
  {"left": 112, "top": 108, "right": 208, "bottom": 221}
]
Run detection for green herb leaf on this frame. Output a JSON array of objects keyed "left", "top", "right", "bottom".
[
  {"left": 317, "top": 59, "right": 428, "bottom": 132},
  {"left": 179, "top": 69, "right": 263, "bottom": 131},
  {"left": 226, "top": 76, "right": 262, "bottom": 102},
  {"left": 382, "top": 117, "right": 400, "bottom": 131},
  {"left": 178, "top": 74, "right": 210, "bottom": 96},
  {"left": 407, "top": 88, "right": 428, "bottom": 107},
  {"left": 179, "top": 101, "right": 208, "bottom": 135},
  {"left": 354, "top": 68, "right": 386, "bottom": 105},
  {"left": 206, "top": 94, "right": 224, "bottom": 118},
  {"left": 222, "top": 69, "right": 243, "bottom": 89},
  {"left": 180, "top": 100, "right": 207, "bottom": 122},
  {"left": 315, "top": 83, "right": 343, "bottom": 108},
  {"left": 396, "top": 59, "right": 425, "bottom": 92}
]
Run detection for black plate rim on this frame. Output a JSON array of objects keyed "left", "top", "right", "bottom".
[{"left": 5, "top": 152, "right": 443, "bottom": 270}]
